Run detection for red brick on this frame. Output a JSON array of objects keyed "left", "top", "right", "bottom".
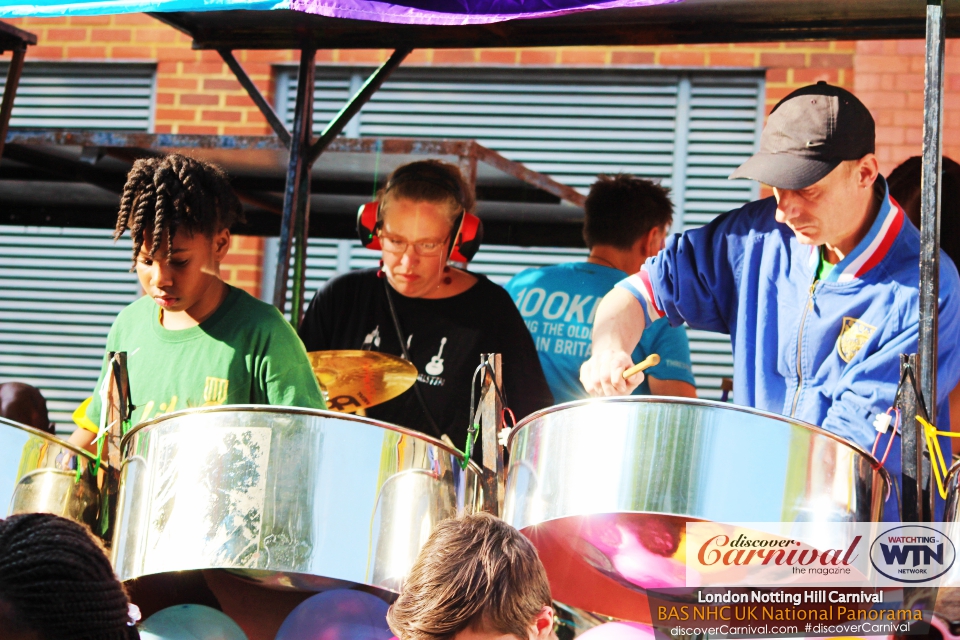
[
  {"left": 155, "top": 47, "right": 196, "bottom": 62},
  {"left": 154, "top": 124, "right": 173, "bottom": 133},
  {"left": 759, "top": 52, "right": 806, "bottom": 68},
  {"left": 859, "top": 90, "right": 908, "bottom": 109},
  {"left": 156, "top": 61, "right": 180, "bottom": 74},
  {"left": 69, "top": 15, "right": 110, "bottom": 25},
  {"left": 221, "top": 253, "right": 262, "bottom": 266},
  {"left": 785, "top": 41, "right": 830, "bottom": 49},
  {"left": 315, "top": 50, "right": 335, "bottom": 62},
  {"left": 765, "top": 86, "right": 796, "bottom": 102},
  {"left": 855, "top": 41, "right": 889, "bottom": 55},
  {"left": 896, "top": 40, "right": 926, "bottom": 56},
  {"left": 948, "top": 40, "right": 960, "bottom": 56},
  {"left": 519, "top": 49, "right": 557, "bottom": 65},
  {"left": 810, "top": 53, "right": 853, "bottom": 68},
  {"left": 177, "top": 125, "right": 219, "bottom": 134},
  {"left": 131, "top": 28, "right": 178, "bottom": 44},
  {"left": 204, "top": 78, "right": 243, "bottom": 91},
  {"left": 707, "top": 52, "right": 757, "bottom": 67},
  {"left": 241, "top": 49, "right": 290, "bottom": 63},
  {"left": 610, "top": 51, "right": 655, "bottom": 65},
  {"left": 155, "top": 108, "right": 197, "bottom": 121},
  {"left": 29, "top": 45, "right": 65, "bottom": 58},
  {"left": 875, "top": 126, "right": 906, "bottom": 145},
  {"left": 659, "top": 51, "right": 706, "bottom": 66},
  {"left": 853, "top": 73, "right": 881, "bottom": 91},
  {"left": 225, "top": 95, "right": 256, "bottom": 108},
  {"left": 65, "top": 46, "right": 107, "bottom": 57},
  {"left": 180, "top": 62, "right": 225, "bottom": 74},
  {"left": 893, "top": 110, "right": 921, "bottom": 127},
  {"left": 110, "top": 46, "right": 155, "bottom": 59},
  {"left": 559, "top": 49, "right": 607, "bottom": 65},
  {"left": 433, "top": 49, "right": 477, "bottom": 64},
  {"left": 338, "top": 49, "right": 386, "bottom": 63},
  {"left": 832, "top": 41, "right": 857, "bottom": 51},
  {"left": 111, "top": 13, "right": 154, "bottom": 25},
  {"left": 732, "top": 42, "right": 783, "bottom": 50},
  {"left": 479, "top": 50, "right": 518, "bottom": 64},
  {"left": 156, "top": 93, "right": 175, "bottom": 105},
  {"left": 237, "top": 62, "right": 271, "bottom": 76},
  {"left": 894, "top": 73, "right": 924, "bottom": 92},
  {"left": 765, "top": 68, "right": 788, "bottom": 83},
  {"left": 202, "top": 110, "right": 243, "bottom": 122},
  {"left": 198, "top": 49, "right": 224, "bottom": 62},
  {"left": 856, "top": 55, "right": 911, "bottom": 74},
  {"left": 233, "top": 236, "right": 264, "bottom": 251},
  {"left": 46, "top": 28, "right": 89, "bottom": 41},
  {"left": 180, "top": 94, "right": 221, "bottom": 106},
  {"left": 91, "top": 28, "right": 132, "bottom": 42},
  {"left": 794, "top": 68, "right": 838, "bottom": 83},
  {"left": 157, "top": 77, "right": 199, "bottom": 90},
  {"left": 222, "top": 125, "right": 273, "bottom": 135}
]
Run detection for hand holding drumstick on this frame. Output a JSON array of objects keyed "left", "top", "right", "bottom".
[{"left": 580, "top": 351, "right": 659, "bottom": 397}]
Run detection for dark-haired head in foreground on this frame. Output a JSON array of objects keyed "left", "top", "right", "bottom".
[{"left": 0, "top": 513, "right": 139, "bottom": 640}]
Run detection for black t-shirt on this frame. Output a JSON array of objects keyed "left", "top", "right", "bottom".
[{"left": 298, "top": 268, "right": 554, "bottom": 451}]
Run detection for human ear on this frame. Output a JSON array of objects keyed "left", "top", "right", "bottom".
[
  {"left": 213, "top": 228, "right": 231, "bottom": 262},
  {"left": 530, "top": 605, "right": 556, "bottom": 640},
  {"left": 857, "top": 154, "right": 880, "bottom": 189}
]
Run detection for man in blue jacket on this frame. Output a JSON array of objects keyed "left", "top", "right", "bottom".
[{"left": 580, "top": 82, "right": 960, "bottom": 521}]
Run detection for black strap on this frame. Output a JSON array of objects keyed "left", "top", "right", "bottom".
[{"left": 382, "top": 277, "right": 445, "bottom": 439}]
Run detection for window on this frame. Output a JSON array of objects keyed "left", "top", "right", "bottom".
[
  {"left": 0, "top": 63, "right": 153, "bottom": 430},
  {"left": 273, "top": 66, "right": 765, "bottom": 399}
]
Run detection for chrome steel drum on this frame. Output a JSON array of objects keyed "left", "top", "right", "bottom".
[
  {"left": 945, "top": 460, "right": 960, "bottom": 522},
  {"left": 112, "top": 406, "right": 483, "bottom": 592},
  {"left": 0, "top": 416, "right": 117, "bottom": 539},
  {"left": 502, "top": 398, "right": 890, "bottom": 621}
]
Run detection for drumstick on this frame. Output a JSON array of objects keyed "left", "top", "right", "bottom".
[{"left": 621, "top": 354, "right": 660, "bottom": 380}]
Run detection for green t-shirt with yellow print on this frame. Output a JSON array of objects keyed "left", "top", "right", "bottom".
[{"left": 84, "top": 285, "right": 325, "bottom": 429}]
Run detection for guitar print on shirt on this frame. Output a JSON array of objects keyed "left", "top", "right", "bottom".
[{"left": 425, "top": 337, "right": 447, "bottom": 376}]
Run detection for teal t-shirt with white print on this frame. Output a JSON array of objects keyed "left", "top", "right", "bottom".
[{"left": 85, "top": 285, "right": 324, "bottom": 428}]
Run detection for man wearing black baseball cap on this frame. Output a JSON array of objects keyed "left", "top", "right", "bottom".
[{"left": 580, "top": 82, "right": 960, "bottom": 521}]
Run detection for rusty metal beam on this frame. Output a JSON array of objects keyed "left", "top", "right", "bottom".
[
  {"left": 3, "top": 143, "right": 127, "bottom": 193},
  {"left": 0, "top": 44, "right": 26, "bottom": 160},
  {"left": 218, "top": 49, "right": 291, "bottom": 148},
  {"left": 4, "top": 131, "right": 584, "bottom": 206},
  {"left": 0, "top": 20, "right": 37, "bottom": 52},
  {"left": 307, "top": 47, "right": 411, "bottom": 164}
]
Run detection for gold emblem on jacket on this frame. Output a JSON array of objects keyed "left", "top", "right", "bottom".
[{"left": 837, "top": 317, "right": 876, "bottom": 363}]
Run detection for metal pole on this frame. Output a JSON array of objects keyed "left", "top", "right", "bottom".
[
  {"left": 918, "top": 0, "right": 945, "bottom": 520},
  {"left": 480, "top": 353, "right": 503, "bottom": 516},
  {"left": 899, "top": 355, "right": 928, "bottom": 521},
  {"left": 272, "top": 48, "right": 316, "bottom": 315},
  {"left": 307, "top": 48, "right": 411, "bottom": 164},
  {"left": 218, "top": 49, "right": 292, "bottom": 148},
  {"left": 0, "top": 45, "right": 26, "bottom": 160}
]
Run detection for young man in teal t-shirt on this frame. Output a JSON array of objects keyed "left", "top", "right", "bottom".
[
  {"left": 504, "top": 174, "right": 697, "bottom": 404},
  {"left": 69, "top": 154, "right": 324, "bottom": 450}
]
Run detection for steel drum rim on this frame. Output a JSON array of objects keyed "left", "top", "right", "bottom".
[
  {"left": 507, "top": 396, "right": 891, "bottom": 488},
  {"left": 0, "top": 415, "right": 106, "bottom": 466},
  {"left": 121, "top": 404, "right": 482, "bottom": 472}
]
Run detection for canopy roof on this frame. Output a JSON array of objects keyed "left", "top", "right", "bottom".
[{"left": 3, "top": 0, "right": 958, "bottom": 41}]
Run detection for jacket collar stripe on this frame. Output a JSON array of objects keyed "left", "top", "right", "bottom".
[{"left": 832, "top": 181, "right": 903, "bottom": 283}]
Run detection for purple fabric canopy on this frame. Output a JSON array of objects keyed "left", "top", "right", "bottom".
[{"left": 289, "top": 0, "right": 679, "bottom": 24}]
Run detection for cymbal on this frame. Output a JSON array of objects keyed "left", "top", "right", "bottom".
[{"left": 307, "top": 350, "right": 417, "bottom": 413}]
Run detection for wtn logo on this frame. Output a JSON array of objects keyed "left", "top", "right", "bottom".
[
  {"left": 870, "top": 526, "right": 956, "bottom": 583},
  {"left": 879, "top": 542, "right": 944, "bottom": 566}
]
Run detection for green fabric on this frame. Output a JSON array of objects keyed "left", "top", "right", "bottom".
[
  {"left": 86, "top": 286, "right": 325, "bottom": 427},
  {"left": 817, "top": 248, "right": 835, "bottom": 282}
]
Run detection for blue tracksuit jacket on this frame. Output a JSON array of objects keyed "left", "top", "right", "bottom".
[{"left": 619, "top": 180, "right": 960, "bottom": 521}]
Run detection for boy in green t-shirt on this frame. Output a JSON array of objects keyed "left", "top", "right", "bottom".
[{"left": 69, "top": 154, "right": 324, "bottom": 451}]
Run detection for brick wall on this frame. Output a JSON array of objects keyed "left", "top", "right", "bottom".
[{"left": 221, "top": 235, "right": 265, "bottom": 297}]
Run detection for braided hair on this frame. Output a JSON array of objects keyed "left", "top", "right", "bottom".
[
  {"left": 0, "top": 513, "right": 139, "bottom": 640},
  {"left": 115, "top": 154, "right": 243, "bottom": 262}
]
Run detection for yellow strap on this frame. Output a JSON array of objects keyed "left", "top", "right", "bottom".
[
  {"left": 916, "top": 415, "right": 958, "bottom": 500},
  {"left": 72, "top": 397, "right": 99, "bottom": 433}
]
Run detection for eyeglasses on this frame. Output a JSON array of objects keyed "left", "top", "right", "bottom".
[{"left": 378, "top": 232, "right": 448, "bottom": 256}]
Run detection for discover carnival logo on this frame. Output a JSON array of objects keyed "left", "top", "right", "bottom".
[{"left": 869, "top": 525, "right": 956, "bottom": 583}]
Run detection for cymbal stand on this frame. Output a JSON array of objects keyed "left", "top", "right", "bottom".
[{"left": 479, "top": 353, "right": 504, "bottom": 516}]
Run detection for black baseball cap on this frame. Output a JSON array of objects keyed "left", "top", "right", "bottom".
[{"left": 729, "top": 81, "right": 875, "bottom": 190}]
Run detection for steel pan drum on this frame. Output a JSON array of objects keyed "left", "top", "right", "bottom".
[
  {"left": 0, "top": 416, "right": 117, "bottom": 539},
  {"left": 111, "top": 406, "right": 483, "bottom": 592},
  {"left": 503, "top": 398, "right": 890, "bottom": 621}
]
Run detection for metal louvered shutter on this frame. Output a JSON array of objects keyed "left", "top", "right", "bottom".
[
  {"left": 0, "top": 227, "right": 139, "bottom": 430},
  {"left": 0, "top": 62, "right": 155, "bottom": 130},
  {"left": 275, "top": 67, "right": 764, "bottom": 400},
  {"left": 0, "top": 63, "right": 153, "bottom": 432}
]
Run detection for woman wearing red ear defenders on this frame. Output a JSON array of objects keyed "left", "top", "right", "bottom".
[{"left": 298, "top": 160, "right": 553, "bottom": 451}]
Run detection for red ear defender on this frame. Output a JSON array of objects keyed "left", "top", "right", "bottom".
[
  {"left": 449, "top": 213, "right": 483, "bottom": 263},
  {"left": 357, "top": 202, "right": 382, "bottom": 250}
]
